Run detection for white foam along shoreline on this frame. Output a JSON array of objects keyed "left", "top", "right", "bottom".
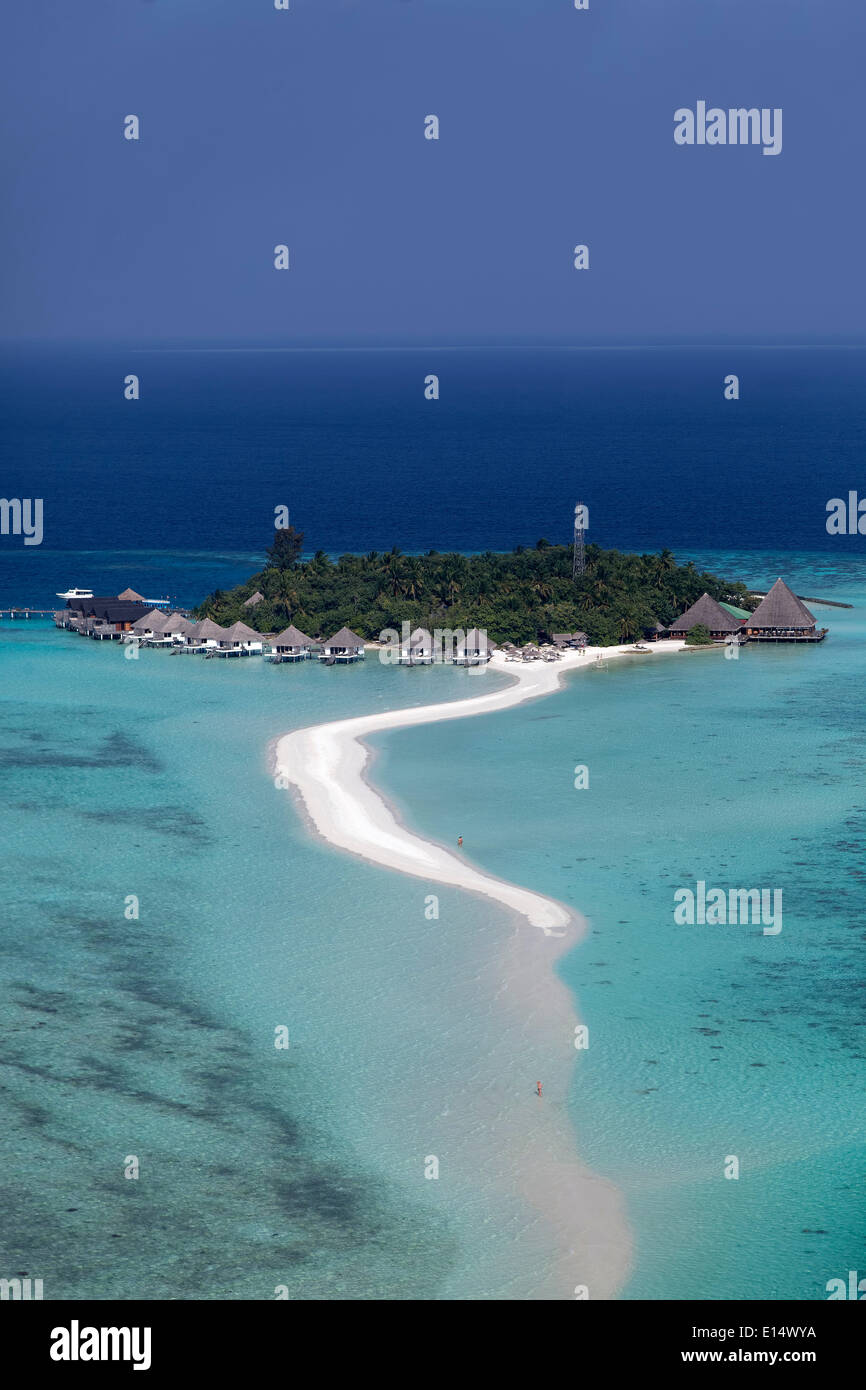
[{"left": 274, "top": 641, "right": 686, "bottom": 934}]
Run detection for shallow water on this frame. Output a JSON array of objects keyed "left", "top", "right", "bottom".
[{"left": 2, "top": 548, "right": 864, "bottom": 1299}]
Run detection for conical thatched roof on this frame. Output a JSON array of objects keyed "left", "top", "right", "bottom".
[
  {"left": 272, "top": 624, "right": 314, "bottom": 647},
  {"left": 117, "top": 587, "right": 146, "bottom": 602},
  {"left": 669, "top": 593, "right": 740, "bottom": 634},
  {"left": 194, "top": 618, "right": 230, "bottom": 639},
  {"left": 243, "top": 591, "right": 264, "bottom": 608},
  {"left": 162, "top": 612, "right": 194, "bottom": 633},
  {"left": 223, "top": 621, "right": 262, "bottom": 642},
  {"left": 747, "top": 579, "right": 815, "bottom": 630},
  {"left": 133, "top": 608, "right": 171, "bottom": 632},
  {"left": 325, "top": 626, "right": 364, "bottom": 648}
]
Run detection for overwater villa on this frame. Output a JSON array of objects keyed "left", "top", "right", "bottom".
[
  {"left": 214, "top": 621, "right": 265, "bottom": 656},
  {"left": 321, "top": 626, "right": 365, "bottom": 662},
  {"left": 666, "top": 593, "right": 744, "bottom": 641},
  {"left": 186, "top": 618, "right": 229, "bottom": 651},
  {"left": 743, "top": 579, "right": 827, "bottom": 642},
  {"left": 162, "top": 612, "right": 196, "bottom": 644},
  {"left": 60, "top": 596, "right": 149, "bottom": 634},
  {"left": 399, "top": 627, "right": 434, "bottom": 665},
  {"left": 128, "top": 608, "right": 170, "bottom": 641},
  {"left": 268, "top": 624, "right": 317, "bottom": 662},
  {"left": 455, "top": 628, "right": 491, "bottom": 666},
  {"left": 140, "top": 612, "right": 179, "bottom": 645}
]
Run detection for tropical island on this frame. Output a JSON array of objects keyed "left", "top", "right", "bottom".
[{"left": 194, "top": 526, "right": 757, "bottom": 648}]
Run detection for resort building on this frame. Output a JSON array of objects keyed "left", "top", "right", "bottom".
[
  {"left": 743, "top": 579, "right": 827, "bottom": 642},
  {"left": 268, "top": 624, "right": 317, "bottom": 662},
  {"left": 399, "top": 627, "right": 434, "bottom": 665},
  {"left": 551, "top": 631, "right": 588, "bottom": 650},
  {"left": 455, "top": 628, "right": 491, "bottom": 665},
  {"left": 186, "top": 618, "right": 230, "bottom": 650},
  {"left": 136, "top": 611, "right": 176, "bottom": 645},
  {"left": 129, "top": 609, "right": 167, "bottom": 640},
  {"left": 215, "top": 621, "right": 265, "bottom": 656},
  {"left": 666, "top": 593, "right": 743, "bottom": 641},
  {"left": 65, "top": 596, "right": 148, "bottom": 634},
  {"left": 243, "top": 592, "right": 265, "bottom": 609},
  {"left": 718, "top": 601, "right": 752, "bottom": 623},
  {"left": 322, "top": 627, "right": 365, "bottom": 662},
  {"left": 162, "top": 612, "right": 196, "bottom": 645}
]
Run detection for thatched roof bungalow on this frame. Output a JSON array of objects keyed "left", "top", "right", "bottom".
[
  {"left": 186, "top": 618, "right": 230, "bottom": 649},
  {"left": 456, "top": 628, "right": 490, "bottom": 665},
  {"left": 269, "top": 624, "right": 317, "bottom": 661},
  {"left": 217, "top": 621, "right": 264, "bottom": 655},
  {"left": 399, "top": 627, "right": 434, "bottom": 665},
  {"left": 667, "top": 593, "right": 742, "bottom": 640},
  {"left": 131, "top": 608, "right": 173, "bottom": 641},
  {"left": 322, "top": 627, "right": 365, "bottom": 662},
  {"left": 744, "top": 579, "right": 826, "bottom": 642},
  {"left": 162, "top": 612, "right": 196, "bottom": 644}
]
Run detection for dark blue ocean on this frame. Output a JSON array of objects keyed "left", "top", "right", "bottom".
[{"left": 1, "top": 345, "right": 865, "bottom": 607}]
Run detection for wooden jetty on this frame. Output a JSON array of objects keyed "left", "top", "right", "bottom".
[{"left": 0, "top": 608, "right": 56, "bottom": 619}]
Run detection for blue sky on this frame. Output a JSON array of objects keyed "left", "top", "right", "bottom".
[{"left": 1, "top": 0, "right": 863, "bottom": 344}]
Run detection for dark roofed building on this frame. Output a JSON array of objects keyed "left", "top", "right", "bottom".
[
  {"left": 667, "top": 593, "right": 742, "bottom": 640},
  {"left": 745, "top": 579, "right": 826, "bottom": 642},
  {"left": 65, "top": 596, "right": 148, "bottom": 631}
]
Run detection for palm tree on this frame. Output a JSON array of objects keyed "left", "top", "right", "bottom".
[{"left": 532, "top": 578, "right": 552, "bottom": 603}]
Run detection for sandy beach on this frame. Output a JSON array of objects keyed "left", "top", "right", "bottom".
[
  {"left": 272, "top": 639, "right": 687, "bottom": 1299},
  {"left": 273, "top": 641, "right": 686, "bottom": 934}
]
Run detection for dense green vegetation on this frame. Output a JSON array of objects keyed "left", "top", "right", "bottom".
[
  {"left": 195, "top": 527, "right": 755, "bottom": 647},
  {"left": 685, "top": 623, "right": 714, "bottom": 646}
]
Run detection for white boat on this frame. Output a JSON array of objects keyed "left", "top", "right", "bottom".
[{"left": 56, "top": 587, "right": 93, "bottom": 600}]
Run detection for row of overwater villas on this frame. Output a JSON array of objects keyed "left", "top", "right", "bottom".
[
  {"left": 55, "top": 602, "right": 493, "bottom": 664},
  {"left": 654, "top": 579, "right": 828, "bottom": 644}
]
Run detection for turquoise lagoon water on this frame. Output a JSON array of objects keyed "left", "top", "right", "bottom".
[
  {"left": 1, "top": 549, "right": 864, "bottom": 1299},
  {"left": 375, "top": 550, "right": 866, "bottom": 1300}
]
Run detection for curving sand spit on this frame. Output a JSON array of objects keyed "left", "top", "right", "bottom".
[
  {"left": 273, "top": 639, "right": 687, "bottom": 1299},
  {"left": 274, "top": 642, "right": 685, "bottom": 934}
]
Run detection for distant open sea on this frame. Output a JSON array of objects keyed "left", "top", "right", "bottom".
[
  {"left": 1, "top": 348, "right": 864, "bottom": 1299},
  {"left": 1, "top": 344, "right": 865, "bottom": 606}
]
